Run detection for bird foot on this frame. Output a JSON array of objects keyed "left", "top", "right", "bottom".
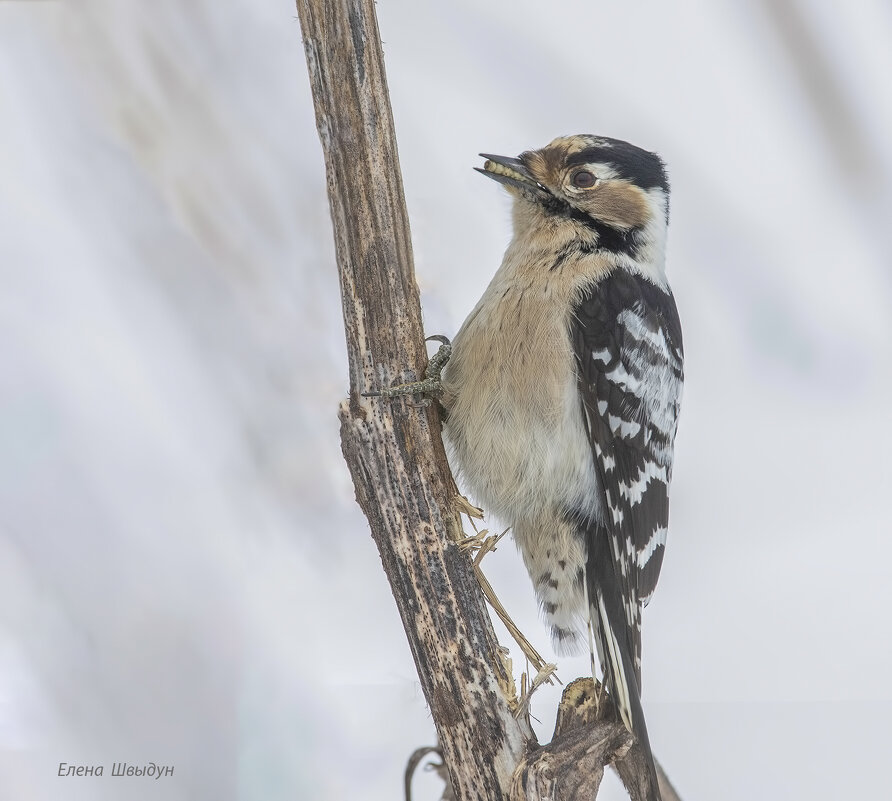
[{"left": 363, "top": 335, "right": 452, "bottom": 399}]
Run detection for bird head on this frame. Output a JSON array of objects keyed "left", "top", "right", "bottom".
[{"left": 477, "top": 135, "right": 669, "bottom": 271}]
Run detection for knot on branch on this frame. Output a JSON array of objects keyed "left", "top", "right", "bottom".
[{"left": 510, "top": 678, "right": 660, "bottom": 801}]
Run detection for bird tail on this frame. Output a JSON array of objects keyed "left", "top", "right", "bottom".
[{"left": 587, "top": 530, "right": 662, "bottom": 801}]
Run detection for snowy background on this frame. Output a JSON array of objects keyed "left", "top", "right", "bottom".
[{"left": 1, "top": 1, "right": 891, "bottom": 799}]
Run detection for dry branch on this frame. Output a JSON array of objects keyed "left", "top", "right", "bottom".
[{"left": 296, "top": 0, "right": 529, "bottom": 798}]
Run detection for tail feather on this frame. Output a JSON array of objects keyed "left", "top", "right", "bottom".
[{"left": 588, "top": 529, "right": 661, "bottom": 800}]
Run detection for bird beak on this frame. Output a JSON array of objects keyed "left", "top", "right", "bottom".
[{"left": 475, "top": 153, "right": 548, "bottom": 195}]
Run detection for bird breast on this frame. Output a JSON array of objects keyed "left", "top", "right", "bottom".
[{"left": 441, "top": 250, "right": 604, "bottom": 528}]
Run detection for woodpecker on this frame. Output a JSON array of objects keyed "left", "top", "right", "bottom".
[{"left": 438, "top": 135, "right": 683, "bottom": 798}]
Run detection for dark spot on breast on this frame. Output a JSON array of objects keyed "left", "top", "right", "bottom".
[
  {"left": 558, "top": 559, "right": 567, "bottom": 570},
  {"left": 544, "top": 602, "right": 558, "bottom": 615}
]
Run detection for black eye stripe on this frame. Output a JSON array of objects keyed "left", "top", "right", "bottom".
[{"left": 565, "top": 140, "right": 668, "bottom": 191}]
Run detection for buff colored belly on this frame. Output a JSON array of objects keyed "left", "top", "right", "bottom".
[{"left": 442, "top": 309, "right": 601, "bottom": 528}]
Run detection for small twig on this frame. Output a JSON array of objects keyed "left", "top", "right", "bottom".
[
  {"left": 513, "top": 663, "right": 559, "bottom": 720},
  {"left": 476, "top": 570, "right": 554, "bottom": 677},
  {"left": 453, "top": 494, "right": 484, "bottom": 521},
  {"left": 404, "top": 744, "right": 457, "bottom": 801},
  {"left": 405, "top": 746, "right": 440, "bottom": 801},
  {"left": 472, "top": 529, "right": 507, "bottom": 566},
  {"left": 457, "top": 513, "right": 558, "bottom": 687}
]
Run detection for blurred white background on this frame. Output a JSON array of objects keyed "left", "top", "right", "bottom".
[{"left": 1, "top": 1, "right": 890, "bottom": 799}]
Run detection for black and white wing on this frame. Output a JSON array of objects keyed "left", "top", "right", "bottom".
[{"left": 571, "top": 269, "right": 683, "bottom": 726}]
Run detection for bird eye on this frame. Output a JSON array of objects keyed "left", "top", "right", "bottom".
[{"left": 571, "top": 170, "right": 597, "bottom": 189}]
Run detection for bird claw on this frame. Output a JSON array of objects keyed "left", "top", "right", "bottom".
[{"left": 363, "top": 336, "right": 452, "bottom": 399}]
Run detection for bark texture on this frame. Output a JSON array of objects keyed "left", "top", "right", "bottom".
[{"left": 296, "top": 1, "right": 529, "bottom": 798}]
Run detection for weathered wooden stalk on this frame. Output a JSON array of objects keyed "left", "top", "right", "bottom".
[{"left": 295, "top": 0, "right": 530, "bottom": 798}]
